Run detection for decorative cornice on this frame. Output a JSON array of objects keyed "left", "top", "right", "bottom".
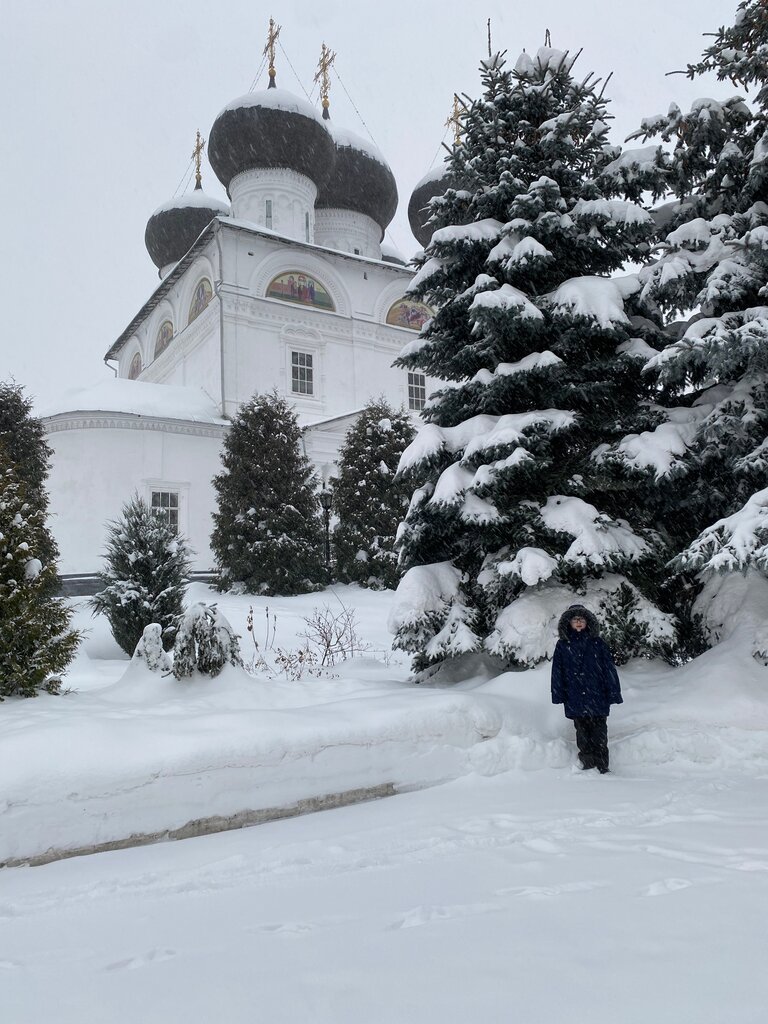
[{"left": 43, "top": 412, "right": 229, "bottom": 439}]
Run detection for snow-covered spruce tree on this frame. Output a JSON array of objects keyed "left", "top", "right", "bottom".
[
  {"left": 0, "top": 381, "right": 60, "bottom": 594},
  {"left": 211, "top": 391, "right": 325, "bottom": 594},
  {"left": 391, "top": 46, "right": 678, "bottom": 675},
  {"left": 0, "top": 457, "right": 80, "bottom": 698},
  {"left": 621, "top": 1, "right": 768, "bottom": 642},
  {"left": 332, "top": 400, "right": 415, "bottom": 589},
  {"left": 172, "top": 603, "right": 243, "bottom": 679},
  {"left": 90, "top": 495, "right": 192, "bottom": 656}
]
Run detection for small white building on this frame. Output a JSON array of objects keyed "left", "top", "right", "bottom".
[{"left": 43, "top": 77, "right": 445, "bottom": 579}]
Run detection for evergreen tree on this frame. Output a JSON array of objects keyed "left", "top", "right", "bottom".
[
  {"left": 91, "top": 495, "right": 192, "bottom": 656},
  {"left": 391, "top": 45, "right": 677, "bottom": 675},
  {"left": 0, "top": 457, "right": 80, "bottom": 698},
  {"left": 624, "top": 2, "right": 768, "bottom": 599},
  {"left": 332, "top": 400, "right": 415, "bottom": 589},
  {"left": 211, "top": 391, "right": 325, "bottom": 594},
  {"left": 0, "top": 381, "right": 60, "bottom": 592}
]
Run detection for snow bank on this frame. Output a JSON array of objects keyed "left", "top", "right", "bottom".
[{"left": 39, "top": 379, "right": 228, "bottom": 424}]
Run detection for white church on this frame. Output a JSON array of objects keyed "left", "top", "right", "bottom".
[{"left": 42, "top": 35, "right": 448, "bottom": 583}]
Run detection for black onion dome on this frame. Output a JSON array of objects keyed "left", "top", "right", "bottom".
[
  {"left": 145, "top": 190, "right": 230, "bottom": 271},
  {"left": 207, "top": 88, "right": 335, "bottom": 192},
  {"left": 316, "top": 124, "right": 398, "bottom": 236},
  {"left": 408, "top": 165, "right": 453, "bottom": 248}
]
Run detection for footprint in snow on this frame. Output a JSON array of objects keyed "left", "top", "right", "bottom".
[
  {"left": 248, "top": 922, "right": 314, "bottom": 935},
  {"left": 103, "top": 948, "right": 177, "bottom": 971},
  {"left": 391, "top": 902, "right": 496, "bottom": 929},
  {"left": 497, "top": 881, "right": 609, "bottom": 899}
]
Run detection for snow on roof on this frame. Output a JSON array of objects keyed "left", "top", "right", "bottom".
[
  {"left": 217, "top": 87, "right": 325, "bottom": 124},
  {"left": 413, "top": 164, "right": 451, "bottom": 191},
  {"left": 328, "top": 122, "right": 389, "bottom": 167},
  {"left": 39, "top": 378, "right": 227, "bottom": 424},
  {"left": 150, "top": 191, "right": 230, "bottom": 219}
]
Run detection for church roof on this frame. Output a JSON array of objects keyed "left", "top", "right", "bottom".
[
  {"left": 316, "top": 122, "right": 398, "bottom": 234},
  {"left": 145, "top": 189, "right": 230, "bottom": 273},
  {"left": 40, "top": 379, "right": 228, "bottom": 425}
]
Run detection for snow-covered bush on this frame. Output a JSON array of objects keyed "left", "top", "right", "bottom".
[
  {"left": 132, "top": 623, "right": 172, "bottom": 673},
  {"left": 211, "top": 391, "right": 325, "bottom": 595},
  {"left": 172, "top": 602, "right": 243, "bottom": 679},
  {"left": 0, "top": 459, "right": 80, "bottom": 699},
  {"left": 332, "top": 399, "right": 414, "bottom": 589},
  {"left": 90, "top": 495, "right": 192, "bottom": 657},
  {"left": 393, "top": 46, "right": 673, "bottom": 674}
]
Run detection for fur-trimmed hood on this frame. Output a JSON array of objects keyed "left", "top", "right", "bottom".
[{"left": 557, "top": 604, "right": 601, "bottom": 641}]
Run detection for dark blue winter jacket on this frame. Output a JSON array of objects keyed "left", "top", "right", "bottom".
[{"left": 551, "top": 606, "right": 622, "bottom": 720}]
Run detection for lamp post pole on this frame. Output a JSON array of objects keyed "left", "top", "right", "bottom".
[{"left": 319, "top": 486, "right": 332, "bottom": 581}]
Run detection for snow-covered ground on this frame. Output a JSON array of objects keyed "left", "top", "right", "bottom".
[{"left": 2, "top": 583, "right": 768, "bottom": 1021}]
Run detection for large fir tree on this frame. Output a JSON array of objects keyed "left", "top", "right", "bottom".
[
  {"left": 91, "top": 495, "right": 192, "bottom": 656},
  {"left": 623, "top": 1, "right": 768, "bottom": 602},
  {"left": 211, "top": 392, "right": 325, "bottom": 594},
  {"left": 332, "top": 399, "right": 414, "bottom": 589},
  {"left": 391, "top": 45, "right": 677, "bottom": 674},
  {"left": 0, "top": 457, "right": 80, "bottom": 698}
]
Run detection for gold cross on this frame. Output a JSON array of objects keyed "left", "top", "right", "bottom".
[
  {"left": 314, "top": 42, "right": 336, "bottom": 118},
  {"left": 445, "top": 94, "right": 464, "bottom": 146},
  {"left": 191, "top": 130, "right": 205, "bottom": 189},
  {"left": 263, "top": 16, "right": 282, "bottom": 86}
]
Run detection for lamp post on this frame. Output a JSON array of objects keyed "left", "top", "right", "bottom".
[{"left": 319, "top": 485, "right": 332, "bottom": 581}]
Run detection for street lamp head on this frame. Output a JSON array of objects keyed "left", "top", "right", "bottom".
[{"left": 318, "top": 486, "right": 333, "bottom": 512}]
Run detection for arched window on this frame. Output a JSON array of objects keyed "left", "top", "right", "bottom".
[
  {"left": 128, "top": 353, "right": 142, "bottom": 380},
  {"left": 266, "top": 272, "right": 335, "bottom": 312},
  {"left": 187, "top": 278, "right": 213, "bottom": 325},
  {"left": 154, "top": 320, "right": 174, "bottom": 359},
  {"left": 386, "top": 297, "right": 433, "bottom": 331}
]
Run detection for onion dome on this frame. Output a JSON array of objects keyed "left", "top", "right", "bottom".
[
  {"left": 144, "top": 186, "right": 230, "bottom": 274},
  {"left": 408, "top": 164, "right": 453, "bottom": 248},
  {"left": 316, "top": 123, "right": 398, "bottom": 238},
  {"left": 207, "top": 88, "right": 335, "bottom": 194}
]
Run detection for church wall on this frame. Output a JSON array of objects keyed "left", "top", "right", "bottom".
[{"left": 46, "top": 419, "right": 225, "bottom": 576}]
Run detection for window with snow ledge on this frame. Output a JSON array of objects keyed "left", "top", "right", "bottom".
[
  {"left": 151, "top": 490, "right": 179, "bottom": 531},
  {"left": 291, "top": 351, "right": 314, "bottom": 396},
  {"left": 408, "top": 372, "right": 426, "bottom": 411}
]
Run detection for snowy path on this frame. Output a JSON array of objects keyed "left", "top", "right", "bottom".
[{"left": 3, "top": 766, "right": 767, "bottom": 1023}]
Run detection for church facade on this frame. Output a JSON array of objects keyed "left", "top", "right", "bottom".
[{"left": 43, "top": 63, "right": 446, "bottom": 579}]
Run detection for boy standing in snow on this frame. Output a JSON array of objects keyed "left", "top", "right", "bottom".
[{"left": 551, "top": 604, "right": 622, "bottom": 774}]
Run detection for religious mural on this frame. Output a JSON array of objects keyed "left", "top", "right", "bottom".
[
  {"left": 154, "top": 320, "right": 174, "bottom": 359},
  {"left": 385, "top": 298, "right": 433, "bottom": 331},
  {"left": 128, "top": 353, "right": 142, "bottom": 380},
  {"left": 187, "top": 278, "right": 213, "bottom": 324},
  {"left": 266, "top": 272, "right": 335, "bottom": 311}
]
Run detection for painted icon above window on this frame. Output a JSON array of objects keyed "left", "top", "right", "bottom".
[
  {"left": 386, "top": 298, "right": 433, "bottom": 332},
  {"left": 266, "top": 272, "right": 334, "bottom": 311},
  {"left": 154, "top": 320, "right": 173, "bottom": 359},
  {"left": 128, "top": 353, "right": 142, "bottom": 380},
  {"left": 188, "top": 278, "right": 213, "bottom": 325}
]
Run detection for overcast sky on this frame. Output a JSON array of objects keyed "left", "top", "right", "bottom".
[{"left": 0, "top": 0, "right": 731, "bottom": 409}]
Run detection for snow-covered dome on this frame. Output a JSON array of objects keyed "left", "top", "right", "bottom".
[
  {"left": 144, "top": 187, "right": 230, "bottom": 276},
  {"left": 316, "top": 123, "right": 398, "bottom": 237},
  {"left": 207, "top": 88, "right": 335, "bottom": 194},
  {"left": 408, "top": 164, "right": 453, "bottom": 248}
]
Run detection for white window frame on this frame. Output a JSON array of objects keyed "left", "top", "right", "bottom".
[
  {"left": 145, "top": 481, "right": 189, "bottom": 536},
  {"left": 407, "top": 371, "right": 427, "bottom": 411},
  {"left": 291, "top": 350, "right": 314, "bottom": 396}
]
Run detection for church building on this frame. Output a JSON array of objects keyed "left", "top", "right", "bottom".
[{"left": 42, "top": 30, "right": 449, "bottom": 581}]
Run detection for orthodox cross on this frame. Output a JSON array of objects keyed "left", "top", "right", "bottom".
[
  {"left": 263, "top": 16, "right": 282, "bottom": 88},
  {"left": 314, "top": 42, "right": 336, "bottom": 120},
  {"left": 445, "top": 94, "right": 464, "bottom": 146},
  {"left": 191, "top": 130, "right": 205, "bottom": 190}
]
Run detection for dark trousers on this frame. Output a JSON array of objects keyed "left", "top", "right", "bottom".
[{"left": 573, "top": 716, "right": 609, "bottom": 772}]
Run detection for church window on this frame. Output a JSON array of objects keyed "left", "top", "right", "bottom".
[
  {"left": 151, "top": 490, "right": 179, "bottom": 531},
  {"left": 266, "top": 272, "right": 334, "bottom": 311},
  {"left": 128, "top": 353, "right": 142, "bottom": 380},
  {"left": 187, "top": 278, "right": 213, "bottom": 325},
  {"left": 305, "top": 212, "right": 310, "bottom": 242},
  {"left": 408, "top": 372, "right": 426, "bottom": 411},
  {"left": 265, "top": 199, "right": 273, "bottom": 229},
  {"left": 291, "top": 351, "right": 314, "bottom": 396},
  {"left": 386, "top": 297, "right": 433, "bottom": 332},
  {"left": 154, "top": 320, "right": 174, "bottom": 359}
]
